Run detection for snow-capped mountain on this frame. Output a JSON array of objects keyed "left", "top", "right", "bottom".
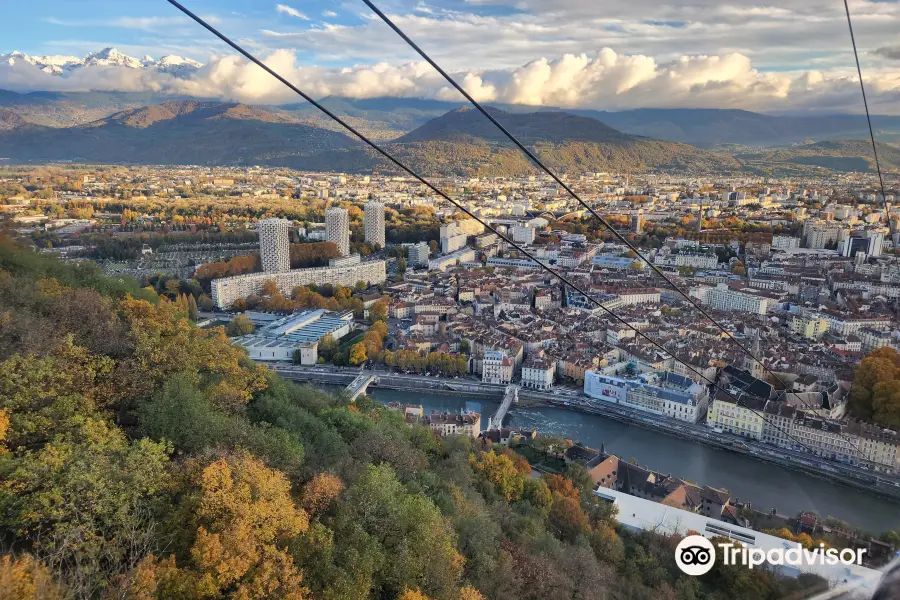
[{"left": 0, "top": 47, "right": 204, "bottom": 78}]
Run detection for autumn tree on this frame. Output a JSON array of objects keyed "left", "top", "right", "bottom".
[
  {"left": 144, "top": 453, "right": 309, "bottom": 599},
  {"left": 0, "top": 554, "right": 64, "bottom": 600},
  {"left": 349, "top": 342, "right": 368, "bottom": 366},
  {"left": 850, "top": 347, "right": 900, "bottom": 422},
  {"left": 548, "top": 494, "right": 590, "bottom": 542},
  {"left": 301, "top": 473, "right": 344, "bottom": 516},
  {"left": 471, "top": 451, "right": 525, "bottom": 502},
  {"left": 370, "top": 299, "right": 388, "bottom": 322}
]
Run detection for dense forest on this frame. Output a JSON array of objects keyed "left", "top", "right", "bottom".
[{"left": 0, "top": 234, "right": 824, "bottom": 599}]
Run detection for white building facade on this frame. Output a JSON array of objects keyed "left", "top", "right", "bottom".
[
  {"left": 211, "top": 260, "right": 387, "bottom": 308},
  {"left": 325, "top": 206, "right": 350, "bottom": 257},
  {"left": 258, "top": 218, "right": 291, "bottom": 273},
  {"left": 364, "top": 201, "right": 386, "bottom": 248}
]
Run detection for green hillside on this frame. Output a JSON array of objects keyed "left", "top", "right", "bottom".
[{"left": 0, "top": 235, "right": 819, "bottom": 598}]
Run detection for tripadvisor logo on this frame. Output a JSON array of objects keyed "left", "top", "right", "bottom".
[
  {"left": 674, "top": 534, "right": 867, "bottom": 577},
  {"left": 675, "top": 536, "right": 716, "bottom": 576}
]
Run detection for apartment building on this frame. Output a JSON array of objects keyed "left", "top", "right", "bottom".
[
  {"left": 210, "top": 260, "right": 386, "bottom": 308},
  {"left": 258, "top": 217, "right": 291, "bottom": 273},
  {"left": 387, "top": 403, "right": 482, "bottom": 438},
  {"left": 790, "top": 313, "right": 830, "bottom": 339},
  {"left": 408, "top": 242, "right": 430, "bottom": 267},
  {"left": 483, "top": 350, "right": 514, "bottom": 384},
  {"left": 706, "top": 391, "right": 767, "bottom": 440},
  {"left": 691, "top": 283, "right": 771, "bottom": 314},
  {"left": 363, "top": 201, "right": 385, "bottom": 248},
  {"left": 771, "top": 235, "right": 801, "bottom": 250},
  {"left": 521, "top": 356, "right": 555, "bottom": 390},
  {"left": 325, "top": 206, "right": 350, "bottom": 256}
]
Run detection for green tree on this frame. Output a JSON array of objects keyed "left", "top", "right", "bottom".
[
  {"left": 226, "top": 314, "right": 255, "bottom": 337},
  {"left": 342, "top": 465, "right": 462, "bottom": 599},
  {"left": 0, "top": 418, "right": 171, "bottom": 597},
  {"left": 198, "top": 293, "right": 214, "bottom": 311},
  {"left": 187, "top": 294, "right": 199, "bottom": 321}
]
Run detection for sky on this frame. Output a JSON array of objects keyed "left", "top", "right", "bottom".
[{"left": 3, "top": 0, "right": 900, "bottom": 113}]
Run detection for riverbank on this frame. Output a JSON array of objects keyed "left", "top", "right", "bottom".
[{"left": 272, "top": 365, "right": 900, "bottom": 511}]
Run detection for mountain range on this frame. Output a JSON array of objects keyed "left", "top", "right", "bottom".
[
  {"left": 1, "top": 47, "right": 202, "bottom": 77},
  {"left": 0, "top": 100, "right": 737, "bottom": 175},
  {"left": 0, "top": 92, "right": 898, "bottom": 176}
]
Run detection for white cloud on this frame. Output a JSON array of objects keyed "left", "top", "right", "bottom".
[
  {"left": 276, "top": 4, "right": 309, "bottom": 20},
  {"left": 4, "top": 44, "right": 900, "bottom": 114},
  {"left": 323, "top": 10, "right": 338, "bottom": 18},
  {"left": 45, "top": 16, "right": 191, "bottom": 30}
]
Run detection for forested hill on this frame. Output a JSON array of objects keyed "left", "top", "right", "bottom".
[{"left": 0, "top": 235, "right": 820, "bottom": 599}]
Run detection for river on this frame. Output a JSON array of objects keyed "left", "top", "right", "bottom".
[{"left": 368, "top": 388, "right": 900, "bottom": 534}]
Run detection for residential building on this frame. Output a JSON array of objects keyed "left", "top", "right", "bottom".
[
  {"left": 692, "top": 283, "right": 771, "bottom": 314},
  {"left": 258, "top": 217, "right": 291, "bottom": 273},
  {"left": 210, "top": 260, "right": 387, "bottom": 308},
  {"left": 521, "top": 356, "right": 555, "bottom": 390},
  {"left": 771, "top": 235, "right": 801, "bottom": 250},
  {"left": 483, "top": 350, "right": 514, "bottom": 384},
  {"left": 631, "top": 210, "right": 644, "bottom": 234},
  {"left": 364, "top": 201, "right": 385, "bottom": 248},
  {"left": 510, "top": 225, "right": 536, "bottom": 244},
  {"left": 790, "top": 313, "right": 829, "bottom": 339},
  {"left": 858, "top": 327, "right": 892, "bottom": 353},
  {"left": 408, "top": 242, "right": 430, "bottom": 267},
  {"left": 325, "top": 206, "right": 350, "bottom": 256},
  {"left": 387, "top": 404, "right": 482, "bottom": 438},
  {"left": 705, "top": 391, "right": 767, "bottom": 440}
]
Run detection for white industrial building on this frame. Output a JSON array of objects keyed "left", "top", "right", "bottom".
[
  {"left": 258, "top": 218, "right": 291, "bottom": 273},
  {"left": 325, "top": 206, "right": 350, "bottom": 256},
  {"left": 233, "top": 309, "right": 353, "bottom": 361},
  {"left": 364, "top": 201, "right": 385, "bottom": 248}
]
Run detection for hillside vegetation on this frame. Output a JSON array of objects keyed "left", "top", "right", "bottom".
[
  {"left": 0, "top": 235, "right": 821, "bottom": 599},
  {"left": 737, "top": 140, "right": 900, "bottom": 173}
]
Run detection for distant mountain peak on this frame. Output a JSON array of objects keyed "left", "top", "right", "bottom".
[
  {"left": 0, "top": 47, "right": 203, "bottom": 77},
  {"left": 398, "top": 106, "right": 628, "bottom": 145}
]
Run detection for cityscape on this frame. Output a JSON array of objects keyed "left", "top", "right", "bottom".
[{"left": 3, "top": 1, "right": 900, "bottom": 599}]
